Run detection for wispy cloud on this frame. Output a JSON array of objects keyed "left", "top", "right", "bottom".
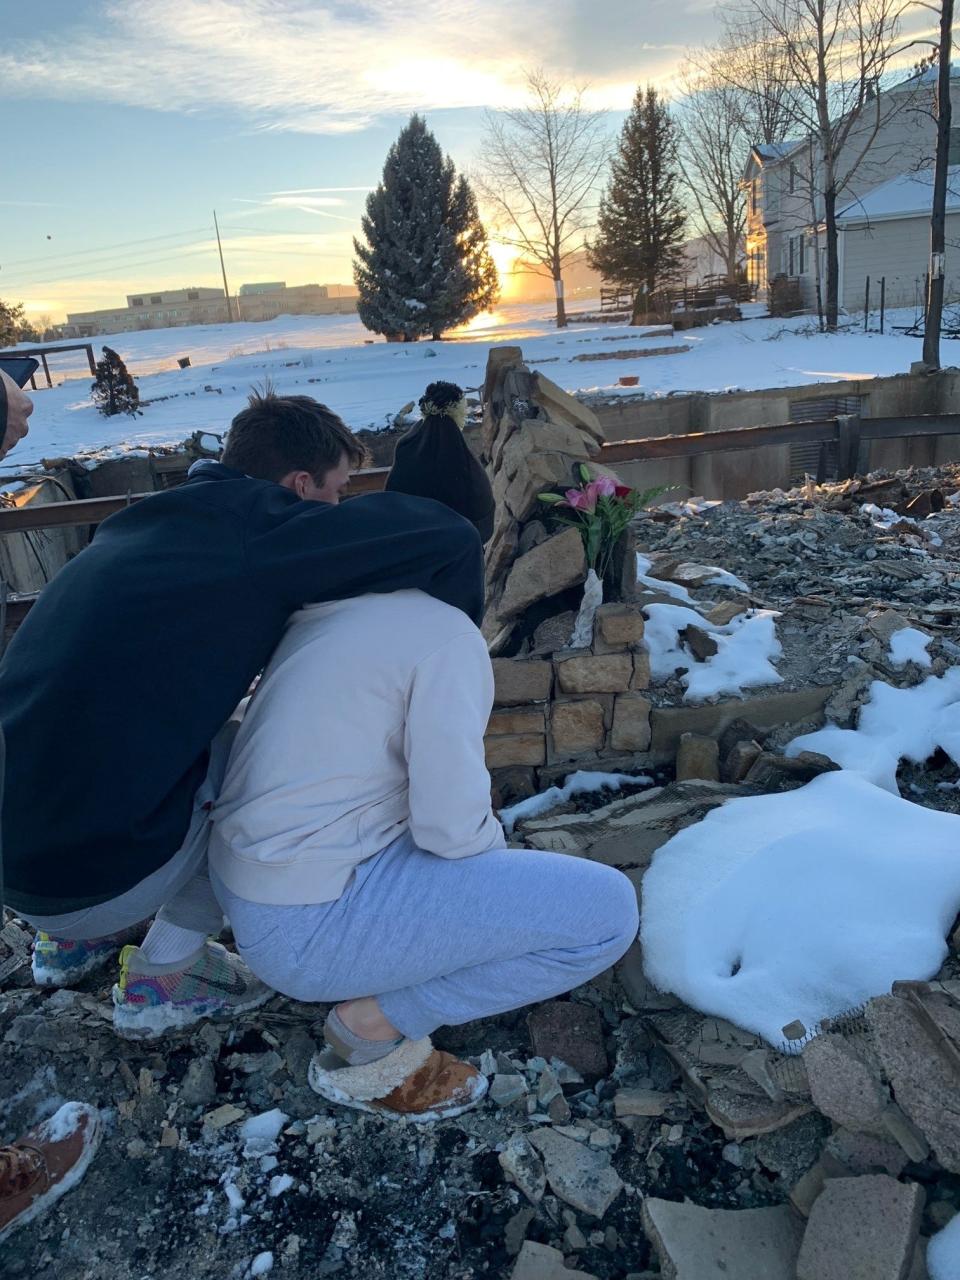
[{"left": 0, "top": 0, "right": 710, "bottom": 134}]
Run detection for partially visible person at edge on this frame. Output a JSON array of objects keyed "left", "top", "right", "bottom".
[
  {"left": 207, "top": 383, "right": 639, "bottom": 1122},
  {"left": 0, "top": 368, "right": 101, "bottom": 1245},
  {"left": 0, "top": 386, "right": 484, "bottom": 1039}
]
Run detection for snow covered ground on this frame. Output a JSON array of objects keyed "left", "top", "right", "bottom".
[{"left": 6, "top": 299, "right": 932, "bottom": 470}]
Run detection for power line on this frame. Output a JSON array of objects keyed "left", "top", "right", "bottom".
[{"left": 0, "top": 227, "right": 212, "bottom": 271}]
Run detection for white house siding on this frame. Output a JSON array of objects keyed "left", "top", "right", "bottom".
[{"left": 840, "top": 211, "right": 960, "bottom": 311}]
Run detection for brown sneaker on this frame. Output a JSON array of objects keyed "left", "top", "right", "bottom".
[
  {"left": 308, "top": 1037, "right": 488, "bottom": 1122},
  {"left": 0, "top": 1103, "right": 101, "bottom": 1245}
]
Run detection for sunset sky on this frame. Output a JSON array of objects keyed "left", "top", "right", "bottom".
[{"left": 0, "top": 0, "right": 723, "bottom": 321}]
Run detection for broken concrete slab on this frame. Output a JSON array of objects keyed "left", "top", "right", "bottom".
[
  {"left": 796, "top": 1175, "right": 924, "bottom": 1280},
  {"left": 511, "top": 1240, "right": 600, "bottom": 1280},
  {"left": 642, "top": 1198, "right": 803, "bottom": 1279},
  {"left": 803, "top": 1032, "right": 889, "bottom": 1132},
  {"left": 499, "top": 1134, "right": 547, "bottom": 1204},
  {"left": 866, "top": 995, "right": 960, "bottom": 1172},
  {"left": 614, "top": 1088, "right": 673, "bottom": 1118},
  {"left": 527, "top": 1127, "right": 623, "bottom": 1219},
  {"left": 527, "top": 1001, "right": 608, "bottom": 1081}
]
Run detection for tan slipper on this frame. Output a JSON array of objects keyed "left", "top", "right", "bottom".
[
  {"left": 308, "top": 1038, "right": 488, "bottom": 1122},
  {"left": 0, "top": 1102, "right": 101, "bottom": 1244}
]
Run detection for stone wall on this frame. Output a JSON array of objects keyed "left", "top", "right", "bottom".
[{"left": 484, "top": 602, "right": 652, "bottom": 805}]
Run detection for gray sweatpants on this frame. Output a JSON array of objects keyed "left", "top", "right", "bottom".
[{"left": 211, "top": 831, "right": 639, "bottom": 1040}]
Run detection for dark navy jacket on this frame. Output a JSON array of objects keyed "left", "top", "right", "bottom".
[{"left": 0, "top": 463, "right": 483, "bottom": 913}]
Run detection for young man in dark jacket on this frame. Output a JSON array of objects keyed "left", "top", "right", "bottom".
[{"left": 0, "top": 389, "right": 484, "bottom": 1037}]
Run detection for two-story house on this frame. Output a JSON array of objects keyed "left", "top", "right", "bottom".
[{"left": 743, "top": 67, "right": 960, "bottom": 312}]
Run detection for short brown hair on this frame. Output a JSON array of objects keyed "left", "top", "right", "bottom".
[{"left": 222, "top": 387, "right": 365, "bottom": 483}]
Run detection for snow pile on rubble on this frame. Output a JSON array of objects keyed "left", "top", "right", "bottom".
[
  {"left": 643, "top": 602, "right": 783, "bottom": 701},
  {"left": 641, "top": 769, "right": 960, "bottom": 1046}
]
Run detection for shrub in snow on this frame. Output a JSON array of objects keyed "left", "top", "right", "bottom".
[
  {"left": 91, "top": 346, "right": 141, "bottom": 417},
  {"left": 353, "top": 115, "right": 498, "bottom": 342}
]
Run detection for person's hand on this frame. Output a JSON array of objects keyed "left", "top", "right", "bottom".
[{"left": 0, "top": 370, "right": 33, "bottom": 461}]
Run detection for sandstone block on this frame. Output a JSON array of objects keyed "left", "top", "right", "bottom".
[
  {"left": 503, "top": 450, "right": 585, "bottom": 523},
  {"left": 676, "top": 734, "right": 720, "bottom": 782},
  {"left": 528, "top": 1001, "right": 608, "bottom": 1080},
  {"left": 487, "top": 706, "right": 547, "bottom": 736},
  {"left": 643, "top": 1199, "right": 802, "bottom": 1280},
  {"left": 797, "top": 1175, "right": 923, "bottom": 1280},
  {"left": 531, "top": 372, "right": 606, "bottom": 443},
  {"left": 490, "top": 766, "right": 538, "bottom": 810},
  {"left": 595, "top": 603, "right": 646, "bottom": 651},
  {"left": 499, "top": 527, "right": 586, "bottom": 619},
  {"left": 708, "top": 600, "right": 748, "bottom": 626},
  {"left": 485, "top": 734, "right": 546, "bottom": 769},
  {"left": 551, "top": 699, "right": 605, "bottom": 755},
  {"left": 722, "top": 739, "right": 763, "bottom": 783},
  {"left": 682, "top": 624, "right": 719, "bottom": 661},
  {"left": 631, "top": 651, "right": 651, "bottom": 690},
  {"left": 610, "top": 694, "right": 652, "bottom": 752},
  {"left": 555, "top": 652, "right": 633, "bottom": 695},
  {"left": 500, "top": 418, "right": 592, "bottom": 481},
  {"left": 492, "top": 658, "right": 553, "bottom": 706}
]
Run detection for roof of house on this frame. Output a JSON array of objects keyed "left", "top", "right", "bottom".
[
  {"left": 753, "top": 140, "right": 805, "bottom": 162},
  {"left": 836, "top": 166, "right": 960, "bottom": 223}
]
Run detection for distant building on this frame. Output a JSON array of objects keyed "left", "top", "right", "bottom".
[
  {"left": 742, "top": 67, "right": 960, "bottom": 311},
  {"left": 59, "top": 281, "right": 357, "bottom": 337}
]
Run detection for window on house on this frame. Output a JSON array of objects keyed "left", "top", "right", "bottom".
[
  {"left": 150, "top": 295, "right": 162, "bottom": 304},
  {"left": 131, "top": 297, "right": 143, "bottom": 307},
  {"left": 789, "top": 164, "right": 797, "bottom": 193},
  {"left": 948, "top": 128, "right": 960, "bottom": 165},
  {"left": 751, "top": 182, "right": 758, "bottom": 214},
  {"left": 187, "top": 290, "right": 199, "bottom": 301}
]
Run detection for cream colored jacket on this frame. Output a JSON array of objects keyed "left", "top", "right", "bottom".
[{"left": 209, "top": 590, "right": 505, "bottom": 905}]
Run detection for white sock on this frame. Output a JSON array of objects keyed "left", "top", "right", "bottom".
[{"left": 140, "top": 919, "right": 207, "bottom": 966}]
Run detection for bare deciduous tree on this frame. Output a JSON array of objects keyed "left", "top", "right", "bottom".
[
  {"left": 675, "top": 72, "right": 750, "bottom": 286},
  {"left": 475, "top": 70, "right": 609, "bottom": 328},
  {"left": 732, "top": 0, "right": 911, "bottom": 328}
]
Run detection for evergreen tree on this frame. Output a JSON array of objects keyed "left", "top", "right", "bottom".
[
  {"left": 354, "top": 115, "right": 498, "bottom": 341},
  {"left": 91, "top": 346, "right": 141, "bottom": 417},
  {"left": 588, "top": 87, "right": 687, "bottom": 322},
  {"left": 0, "top": 298, "right": 37, "bottom": 346}
]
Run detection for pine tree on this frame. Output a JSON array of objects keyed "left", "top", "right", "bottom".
[
  {"left": 588, "top": 87, "right": 687, "bottom": 322},
  {"left": 0, "top": 298, "right": 36, "bottom": 346},
  {"left": 354, "top": 115, "right": 498, "bottom": 341},
  {"left": 91, "top": 346, "right": 141, "bottom": 417}
]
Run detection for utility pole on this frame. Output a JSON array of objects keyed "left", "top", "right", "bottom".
[
  {"left": 213, "top": 210, "right": 235, "bottom": 323},
  {"left": 922, "top": 0, "right": 953, "bottom": 372}
]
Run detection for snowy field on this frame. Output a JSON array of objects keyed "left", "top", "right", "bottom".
[{"left": 5, "top": 299, "right": 933, "bottom": 470}]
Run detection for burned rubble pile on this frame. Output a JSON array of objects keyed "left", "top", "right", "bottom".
[{"left": 4, "top": 394, "right": 960, "bottom": 1279}]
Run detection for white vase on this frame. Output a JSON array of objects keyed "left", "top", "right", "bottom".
[{"left": 567, "top": 568, "right": 603, "bottom": 649}]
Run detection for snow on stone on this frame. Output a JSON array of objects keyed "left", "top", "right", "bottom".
[
  {"left": 888, "top": 627, "right": 932, "bottom": 668},
  {"left": 5, "top": 303, "right": 928, "bottom": 470},
  {"left": 641, "top": 771, "right": 960, "bottom": 1047},
  {"left": 787, "top": 670, "right": 960, "bottom": 793},
  {"left": 636, "top": 554, "right": 695, "bottom": 603},
  {"left": 500, "top": 768, "right": 653, "bottom": 834},
  {"left": 249, "top": 1251, "right": 274, "bottom": 1277},
  {"left": 644, "top": 603, "right": 782, "bottom": 700},
  {"left": 929, "top": 1212, "right": 960, "bottom": 1280},
  {"left": 268, "top": 1174, "right": 294, "bottom": 1197},
  {"left": 703, "top": 568, "right": 750, "bottom": 593}
]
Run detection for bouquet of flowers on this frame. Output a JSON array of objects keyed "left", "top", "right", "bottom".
[{"left": 539, "top": 464, "right": 667, "bottom": 594}]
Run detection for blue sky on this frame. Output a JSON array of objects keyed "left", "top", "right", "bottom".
[{"left": 0, "top": 0, "right": 720, "bottom": 319}]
